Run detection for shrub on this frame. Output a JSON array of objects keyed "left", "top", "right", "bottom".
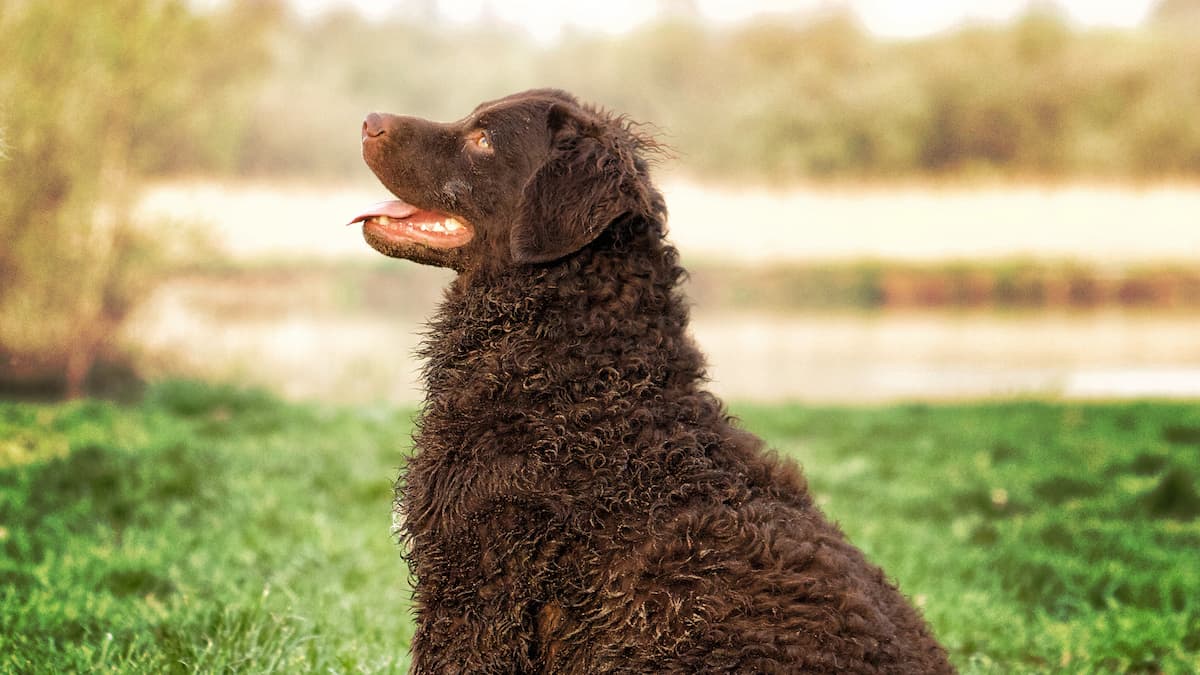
[{"left": 0, "top": 0, "right": 275, "bottom": 397}]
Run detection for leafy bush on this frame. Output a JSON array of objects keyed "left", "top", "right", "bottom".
[{"left": 0, "top": 0, "right": 275, "bottom": 397}]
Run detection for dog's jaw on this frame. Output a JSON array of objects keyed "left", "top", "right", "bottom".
[
  {"left": 360, "top": 225, "right": 468, "bottom": 270},
  {"left": 348, "top": 198, "right": 474, "bottom": 269}
]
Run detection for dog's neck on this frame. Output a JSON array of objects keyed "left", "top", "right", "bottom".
[
  {"left": 417, "top": 218, "right": 709, "bottom": 421},
  {"left": 401, "top": 219, "right": 740, "bottom": 545}
]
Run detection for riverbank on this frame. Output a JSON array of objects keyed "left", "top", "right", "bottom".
[{"left": 125, "top": 272, "right": 1200, "bottom": 403}]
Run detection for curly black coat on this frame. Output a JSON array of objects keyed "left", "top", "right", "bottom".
[{"left": 355, "top": 89, "right": 954, "bottom": 674}]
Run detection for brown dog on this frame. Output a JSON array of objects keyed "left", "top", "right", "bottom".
[{"left": 352, "top": 89, "right": 954, "bottom": 674}]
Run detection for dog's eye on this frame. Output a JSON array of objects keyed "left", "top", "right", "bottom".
[{"left": 468, "top": 130, "right": 492, "bottom": 151}]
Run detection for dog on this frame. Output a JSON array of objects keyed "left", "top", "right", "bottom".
[{"left": 350, "top": 89, "right": 953, "bottom": 674}]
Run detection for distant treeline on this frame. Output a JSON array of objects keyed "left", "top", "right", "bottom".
[
  {"left": 688, "top": 261, "right": 1200, "bottom": 310},
  {"left": 211, "top": 3, "right": 1200, "bottom": 182},
  {"left": 173, "top": 261, "right": 1200, "bottom": 314}
]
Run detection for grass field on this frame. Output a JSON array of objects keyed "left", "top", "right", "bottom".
[{"left": 2, "top": 383, "right": 1198, "bottom": 673}]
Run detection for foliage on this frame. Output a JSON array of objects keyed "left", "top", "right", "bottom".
[
  {"left": 686, "top": 261, "right": 1200, "bottom": 310},
  {"left": 0, "top": 0, "right": 276, "bottom": 397},
  {"left": 226, "top": 8, "right": 1200, "bottom": 182},
  {"left": 1, "top": 383, "right": 1198, "bottom": 672}
]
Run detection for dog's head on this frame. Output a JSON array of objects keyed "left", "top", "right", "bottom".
[{"left": 351, "top": 89, "right": 662, "bottom": 272}]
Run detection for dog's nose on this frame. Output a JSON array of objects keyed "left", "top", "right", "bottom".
[{"left": 362, "top": 113, "right": 387, "bottom": 141}]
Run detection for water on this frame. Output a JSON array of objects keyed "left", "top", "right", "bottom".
[
  {"left": 127, "top": 180, "right": 1200, "bottom": 403},
  {"left": 128, "top": 282, "right": 1200, "bottom": 403},
  {"left": 693, "top": 311, "right": 1200, "bottom": 402}
]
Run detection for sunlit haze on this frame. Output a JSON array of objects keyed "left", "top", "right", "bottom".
[{"left": 284, "top": 0, "right": 1158, "bottom": 40}]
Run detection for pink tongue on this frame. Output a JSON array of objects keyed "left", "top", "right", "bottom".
[{"left": 346, "top": 199, "right": 420, "bottom": 225}]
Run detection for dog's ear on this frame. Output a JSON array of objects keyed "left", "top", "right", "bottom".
[{"left": 510, "top": 103, "right": 650, "bottom": 265}]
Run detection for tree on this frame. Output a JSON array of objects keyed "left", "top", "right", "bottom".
[
  {"left": 1151, "top": 0, "right": 1200, "bottom": 26},
  {"left": 0, "top": 0, "right": 278, "bottom": 397}
]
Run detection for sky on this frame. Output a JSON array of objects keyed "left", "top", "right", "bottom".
[{"left": 285, "top": 0, "right": 1160, "bottom": 41}]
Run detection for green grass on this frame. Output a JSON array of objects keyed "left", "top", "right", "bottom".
[
  {"left": 2, "top": 384, "right": 1198, "bottom": 673},
  {"left": 0, "top": 383, "right": 415, "bottom": 673}
]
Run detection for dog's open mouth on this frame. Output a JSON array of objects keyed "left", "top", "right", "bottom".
[{"left": 348, "top": 199, "right": 474, "bottom": 249}]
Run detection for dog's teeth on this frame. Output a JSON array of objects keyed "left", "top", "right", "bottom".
[
  {"left": 374, "top": 215, "right": 391, "bottom": 225},
  {"left": 445, "top": 218, "right": 463, "bottom": 231}
]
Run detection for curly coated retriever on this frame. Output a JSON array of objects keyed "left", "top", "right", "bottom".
[{"left": 351, "top": 89, "right": 954, "bottom": 674}]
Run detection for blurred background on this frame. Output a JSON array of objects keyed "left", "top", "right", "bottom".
[
  {"left": 3, "top": 0, "right": 1199, "bottom": 403},
  {"left": 4, "top": 2, "right": 1200, "bottom": 672}
]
